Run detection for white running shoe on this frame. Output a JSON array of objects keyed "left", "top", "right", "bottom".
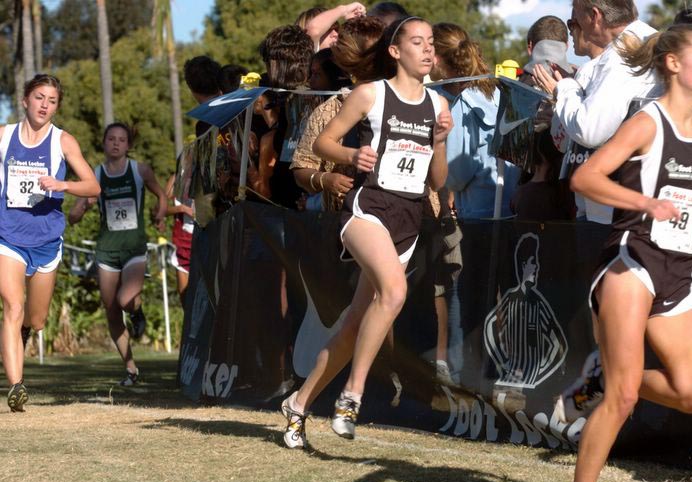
[
  {"left": 435, "top": 360, "right": 454, "bottom": 386},
  {"left": 331, "top": 395, "right": 360, "bottom": 439},
  {"left": 554, "top": 350, "right": 604, "bottom": 424},
  {"left": 281, "top": 394, "right": 308, "bottom": 449}
]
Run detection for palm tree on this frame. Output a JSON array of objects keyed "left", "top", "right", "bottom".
[
  {"left": 152, "top": 0, "right": 183, "bottom": 156},
  {"left": 31, "top": 0, "right": 41, "bottom": 72},
  {"left": 96, "top": 0, "right": 114, "bottom": 126},
  {"left": 21, "top": 0, "right": 35, "bottom": 81}
]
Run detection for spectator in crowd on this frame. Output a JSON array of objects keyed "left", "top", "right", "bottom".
[
  {"left": 68, "top": 123, "right": 167, "bottom": 387},
  {"left": 367, "top": 2, "right": 409, "bottom": 26},
  {"left": 296, "top": 3, "right": 366, "bottom": 52},
  {"left": 569, "top": 22, "right": 692, "bottom": 482},
  {"left": 259, "top": 25, "right": 315, "bottom": 209},
  {"left": 551, "top": 8, "right": 605, "bottom": 155},
  {"left": 533, "top": 0, "right": 660, "bottom": 223},
  {"left": 674, "top": 7, "right": 692, "bottom": 24},
  {"left": 0, "top": 74, "right": 100, "bottom": 412},
  {"left": 513, "top": 15, "right": 576, "bottom": 222},
  {"left": 219, "top": 64, "right": 249, "bottom": 93},
  {"left": 182, "top": 56, "right": 222, "bottom": 137},
  {"left": 430, "top": 22, "right": 519, "bottom": 218},
  {"left": 291, "top": 16, "right": 385, "bottom": 211},
  {"left": 511, "top": 129, "right": 575, "bottom": 221}
]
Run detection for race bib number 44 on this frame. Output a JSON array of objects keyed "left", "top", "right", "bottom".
[
  {"left": 378, "top": 139, "right": 433, "bottom": 194},
  {"left": 6, "top": 165, "right": 48, "bottom": 208},
  {"left": 105, "top": 198, "right": 138, "bottom": 231},
  {"left": 651, "top": 185, "right": 692, "bottom": 254}
]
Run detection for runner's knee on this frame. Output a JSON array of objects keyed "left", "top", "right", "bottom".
[{"left": 377, "top": 278, "right": 407, "bottom": 314}]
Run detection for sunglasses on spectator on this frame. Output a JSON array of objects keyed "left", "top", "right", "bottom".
[{"left": 567, "top": 18, "right": 579, "bottom": 32}]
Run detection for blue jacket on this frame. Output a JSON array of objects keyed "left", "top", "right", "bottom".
[{"left": 438, "top": 87, "right": 520, "bottom": 219}]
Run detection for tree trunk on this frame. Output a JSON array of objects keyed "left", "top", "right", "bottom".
[
  {"left": 21, "top": 0, "right": 35, "bottom": 82},
  {"left": 96, "top": 0, "right": 114, "bottom": 126},
  {"left": 12, "top": 0, "right": 24, "bottom": 120},
  {"left": 32, "top": 0, "right": 42, "bottom": 72},
  {"left": 14, "top": 63, "right": 25, "bottom": 121},
  {"left": 165, "top": 12, "right": 183, "bottom": 156}
]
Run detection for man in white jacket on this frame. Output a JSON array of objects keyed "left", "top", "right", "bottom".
[{"left": 534, "top": 0, "right": 661, "bottom": 223}]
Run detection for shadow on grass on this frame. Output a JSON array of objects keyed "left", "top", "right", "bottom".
[
  {"left": 145, "top": 417, "right": 523, "bottom": 482},
  {"left": 18, "top": 351, "right": 192, "bottom": 410},
  {"left": 536, "top": 444, "right": 692, "bottom": 482}
]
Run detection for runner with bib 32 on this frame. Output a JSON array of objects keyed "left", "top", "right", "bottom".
[{"left": 0, "top": 74, "right": 100, "bottom": 412}]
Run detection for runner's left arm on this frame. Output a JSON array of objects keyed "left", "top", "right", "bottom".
[
  {"left": 40, "top": 132, "right": 100, "bottom": 198},
  {"left": 139, "top": 163, "right": 168, "bottom": 231}
]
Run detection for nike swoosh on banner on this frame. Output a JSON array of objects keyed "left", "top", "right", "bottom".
[
  {"left": 498, "top": 112, "right": 531, "bottom": 136},
  {"left": 209, "top": 97, "right": 252, "bottom": 107},
  {"left": 293, "top": 264, "right": 418, "bottom": 378},
  {"left": 423, "top": 119, "right": 433, "bottom": 123}
]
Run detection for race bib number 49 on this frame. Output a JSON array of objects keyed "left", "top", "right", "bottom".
[
  {"left": 105, "top": 198, "right": 138, "bottom": 231},
  {"left": 6, "top": 165, "right": 47, "bottom": 208},
  {"left": 651, "top": 185, "right": 692, "bottom": 254},
  {"left": 377, "top": 139, "right": 433, "bottom": 194}
]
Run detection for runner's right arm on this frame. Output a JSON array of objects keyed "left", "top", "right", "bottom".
[{"left": 571, "top": 111, "right": 677, "bottom": 220}]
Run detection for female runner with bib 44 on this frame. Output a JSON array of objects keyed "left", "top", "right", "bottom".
[
  {"left": 0, "top": 74, "right": 100, "bottom": 412},
  {"left": 280, "top": 16, "right": 452, "bottom": 449},
  {"left": 570, "top": 24, "right": 692, "bottom": 482}
]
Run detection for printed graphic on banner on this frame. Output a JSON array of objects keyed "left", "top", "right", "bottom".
[
  {"left": 484, "top": 233, "right": 568, "bottom": 389},
  {"left": 490, "top": 77, "right": 548, "bottom": 171},
  {"left": 293, "top": 263, "right": 348, "bottom": 378}
]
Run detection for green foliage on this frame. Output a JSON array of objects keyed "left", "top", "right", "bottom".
[
  {"left": 202, "top": 0, "right": 527, "bottom": 75},
  {"left": 43, "top": 0, "right": 154, "bottom": 67},
  {"left": 646, "top": 0, "right": 683, "bottom": 30}
]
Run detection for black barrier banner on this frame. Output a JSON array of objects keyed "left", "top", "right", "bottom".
[{"left": 178, "top": 202, "right": 692, "bottom": 453}]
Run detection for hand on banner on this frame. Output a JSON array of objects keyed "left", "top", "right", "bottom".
[
  {"left": 433, "top": 110, "right": 454, "bottom": 145},
  {"left": 343, "top": 2, "right": 366, "bottom": 19},
  {"left": 39, "top": 175, "right": 67, "bottom": 192},
  {"left": 351, "top": 146, "right": 378, "bottom": 172},
  {"left": 532, "top": 64, "right": 561, "bottom": 98},
  {"left": 644, "top": 198, "right": 680, "bottom": 222},
  {"left": 323, "top": 172, "right": 354, "bottom": 198}
]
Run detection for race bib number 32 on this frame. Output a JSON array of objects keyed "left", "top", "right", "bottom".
[
  {"left": 105, "top": 198, "right": 138, "bottom": 231},
  {"left": 651, "top": 185, "right": 692, "bottom": 255},
  {"left": 377, "top": 139, "right": 433, "bottom": 194},
  {"left": 6, "top": 165, "right": 48, "bottom": 208}
]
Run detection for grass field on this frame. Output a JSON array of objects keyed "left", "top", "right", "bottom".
[{"left": 1, "top": 350, "right": 690, "bottom": 482}]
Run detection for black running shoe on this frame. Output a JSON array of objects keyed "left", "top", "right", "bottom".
[
  {"left": 21, "top": 326, "right": 31, "bottom": 349},
  {"left": 119, "top": 369, "right": 140, "bottom": 387},
  {"left": 129, "top": 308, "right": 146, "bottom": 340},
  {"left": 7, "top": 383, "right": 28, "bottom": 412}
]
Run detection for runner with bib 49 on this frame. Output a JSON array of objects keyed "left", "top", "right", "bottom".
[{"left": 570, "top": 23, "right": 692, "bottom": 482}]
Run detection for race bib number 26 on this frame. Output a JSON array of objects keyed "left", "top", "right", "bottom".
[
  {"left": 377, "top": 139, "right": 433, "bottom": 194},
  {"left": 6, "top": 165, "right": 47, "bottom": 208},
  {"left": 651, "top": 185, "right": 692, "bottom": 255},
  {"left": 105, "top": 198, "right": 138, "bottom": 231}
]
